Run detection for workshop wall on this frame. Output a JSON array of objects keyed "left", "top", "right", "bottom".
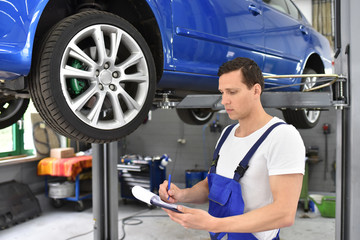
[
  {"left": 0, "top": 161, "right": 44, "bottom": 194},
  {"left": 300, "top": 109, "right": 337, "bottom": 193},
  {"left": 122, "top": 107, "right": 337, "bottom": 193}
]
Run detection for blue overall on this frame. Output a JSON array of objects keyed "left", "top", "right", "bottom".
[{"left": 208, "top": 122, "right": 284, "bottom": 240}]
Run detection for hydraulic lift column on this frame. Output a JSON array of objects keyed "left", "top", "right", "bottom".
[
  {"left": 92, "top": 142, "right": 119, "bottom": 240},
  {"left": 335, "top": 0, "right": 360, "bottom": 239}
]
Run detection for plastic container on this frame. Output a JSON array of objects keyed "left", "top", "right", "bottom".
[
  {"left": 185, "top": 170, "right": 207, "bottom": 188},
  {"left": 309, "top": 194, "right": 336, "bottom": 218},
  {"left": 48, "top": 181, "right": 75, "bottom": 199}
]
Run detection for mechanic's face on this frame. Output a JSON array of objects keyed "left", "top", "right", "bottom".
[{"left": 218, "top": 70, "right": 258, "bottom": 121}]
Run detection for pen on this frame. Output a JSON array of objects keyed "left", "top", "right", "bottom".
[{"left": 167, "top": 174, "right": 171, "bottom": 200}]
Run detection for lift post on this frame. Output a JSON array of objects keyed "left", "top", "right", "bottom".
[
  {"left": 92, "top": 142, "right": 119, "bottom": 240},
  {"left": 334, "top": 0, "right": 360, "bottom": 239}
]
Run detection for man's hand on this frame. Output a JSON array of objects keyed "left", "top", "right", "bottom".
[
  {"left": 163, "top": 206, "right": 216, "bottom": 231},
  {"left": 159, "top": 180, "right": 183, "bottom": 203},
  {"left": 159, "top": 177, "right": 210, "bottom": 204}
]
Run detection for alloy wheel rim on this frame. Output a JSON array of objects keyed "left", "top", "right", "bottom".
[
  {"left": 303, "top": 75, "right": 320, "bottom": 124},
  {"left": 60, "top": 24, "right": 149, "bottom": 130}
]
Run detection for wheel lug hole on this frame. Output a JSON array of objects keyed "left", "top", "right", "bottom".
[
  {"left": 99, "top": 84, "right": 104, "bottom": 90},
  {"left": 95, "top": 70, "right": 100, "bottom": 77},
  {"left": 104, "top": 63, "right": 110, "bottom": 69}
]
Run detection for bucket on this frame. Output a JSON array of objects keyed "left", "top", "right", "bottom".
[
  {"left": 48, "top": 181, "right": 75, "bottom": 199},
  {"left": 185, "top": 170, "right": 208, "bottom": 188},
  {"left": 309, "top": 194, "right": 336, "bottom": 218}
]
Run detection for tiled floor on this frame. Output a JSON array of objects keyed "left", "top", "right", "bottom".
[{"left": 1, "top": 193, "right": 335, "bottom": 240}]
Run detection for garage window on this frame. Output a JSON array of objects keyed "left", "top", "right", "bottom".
[
  {"left": 0, "top": 102, "right": 36, "bottom": 158},
  {"left": 0, "top": 125, "right": 14, "bottom": 153}
]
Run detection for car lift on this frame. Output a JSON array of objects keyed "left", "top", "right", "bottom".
[
  {"left": 333, "top": 0, "right": 360, "bottom": 239},
  {"left": 90, "top": 0, "right": 358, "bottom": 238},
  {"left": 161, "top": 73, "right": 345, "bottom": 110},
  {"left": 92, "top": 142, "right": 119, "bottom": 240}
]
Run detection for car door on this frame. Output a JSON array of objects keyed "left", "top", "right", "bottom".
[
  {"left": 262, "top": 0, "right": 309, "bottom": 88},
  {"left": 171, "top": 0, "right": 265, "bottom": 78}
]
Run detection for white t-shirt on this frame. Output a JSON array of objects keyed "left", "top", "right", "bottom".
[{"left": 215, "top": 117, "right": 305, "bottom": 240}]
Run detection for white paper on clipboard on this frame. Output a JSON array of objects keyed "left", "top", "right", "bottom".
[{"left": 131, "top": 185, "right": 182, "bottom": 213}]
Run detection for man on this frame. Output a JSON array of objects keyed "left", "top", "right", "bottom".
[{"left": 159, "top": 57, "right": 305, "bottom": 240}]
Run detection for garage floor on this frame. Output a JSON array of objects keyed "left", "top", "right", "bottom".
[{"left": 1, "top": 193, "right": 335, "bottom": 240}]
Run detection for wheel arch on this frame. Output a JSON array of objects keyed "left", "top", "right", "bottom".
[
  {"left": 303, "top": 53, "right": 325, "bottom": 74},
  {"left": 33, "top": 0, "right": 164, "bottom": 83},
  {"left": 105, "top": 0, "right": 165, "bottom": 83}
]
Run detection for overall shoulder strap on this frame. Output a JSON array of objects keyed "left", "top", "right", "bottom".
[
  {"left": 209, "top": 124, "right": 237, "bottom": 173},
  {"left": 234, "top": 122, "right": 286, "bottom": 181}
]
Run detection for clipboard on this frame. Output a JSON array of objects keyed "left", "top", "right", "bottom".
[{"left": 132, "top": 185, "right": 182, "bottom": 213}]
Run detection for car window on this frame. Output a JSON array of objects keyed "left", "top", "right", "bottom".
[
  {"left": 263, "top": 0, "right": 289, "bottom": 15},
  {"left": 286, "top": 0, "right": 302, "bottom": 20}
]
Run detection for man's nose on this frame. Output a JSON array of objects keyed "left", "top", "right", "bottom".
[{"left": 221, "top": 95, "right": 228, "bottom": 105}]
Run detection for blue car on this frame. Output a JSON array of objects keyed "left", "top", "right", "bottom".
[{"left": 0, "top": 0, "right": 332, "bottom": 143}]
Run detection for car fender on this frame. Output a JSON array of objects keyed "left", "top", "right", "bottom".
[
  {"left": 145, "top": 0, "right": 174, "bottom": 70},
  {"left": 302, "top": 30, "right": 333, "bottom": 74},
  {"left": 0, "top": 0, "right": 49, "bottom": 80},
  {"left": 312, "top": 37, "right": 333, "bottom": 74}
]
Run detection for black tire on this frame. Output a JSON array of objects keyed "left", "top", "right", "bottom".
[
  {"left": 0, "top": 97, "right": 29, "bottom": 129},
  {"left": 29, "top": 30, "right": 70, "bottom": 138},
  {"left": 176, "top": 108, "right": 214, "bottom": 125},
  {"left": 74, "top": 201, "right": 85, "bottom": 212},
  {"left": 29, "top": 10, "right": 156, "bottom": 143},
  {"left": 282, "top": 68, "right": 321, "bottom": 129}
]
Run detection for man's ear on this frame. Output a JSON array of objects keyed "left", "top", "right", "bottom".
[{"left": 254, "top": 83, "right": 262, "bottom": 96}]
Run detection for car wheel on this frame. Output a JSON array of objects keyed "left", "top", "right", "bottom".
[
  {"left": 29, "top": 11, "right": 156, "bottom": 143},
  {"left": 74, "top": 201, "right": 85, "bottom": 212},
  {"left": 0, "top": 96, "right": 29, "bottom": 129},
  {"left": 282, "top": 68, "right": 321, "bottom": 129},
  {"left": 176, "top": 108, "right": 214, "bottom": 125},
  {"left": 50, "top": 198, "right": 64, "bottom": 208}
]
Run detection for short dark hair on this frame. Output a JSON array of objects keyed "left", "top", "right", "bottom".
[{"left": 217, "top": 57, "right": 264, "bottom": 92}]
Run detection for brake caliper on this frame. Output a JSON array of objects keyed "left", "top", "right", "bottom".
[{"left": 68, "top": 59, "right": 88, "bottom": 98}]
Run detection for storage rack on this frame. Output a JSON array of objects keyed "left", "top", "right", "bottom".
[{"left": 117, "top": 155, "right": 166, "bottom": 203}]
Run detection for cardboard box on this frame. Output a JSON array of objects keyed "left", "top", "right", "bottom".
[{"left": 50, "top": 147, "right": 75, "bottom": 159}]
